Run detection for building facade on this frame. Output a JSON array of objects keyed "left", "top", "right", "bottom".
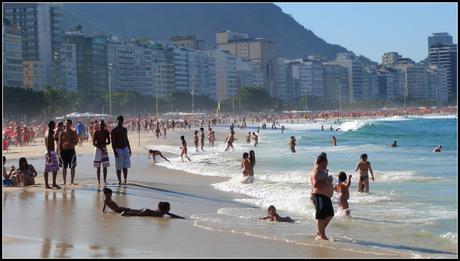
[
  {"left": 3, "top": 21, "right": 24, "bottom": 88},
  {"left": 429, "top": 43, "right": 457, "bottom": 103},
  {"left": 207, "top": 49, "right": 237, "bottom": 101}
]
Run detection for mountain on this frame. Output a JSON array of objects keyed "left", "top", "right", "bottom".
[{"left": 62, "top": 3, "right": 349, "bottom": 60}]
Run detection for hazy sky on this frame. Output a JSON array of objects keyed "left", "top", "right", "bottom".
[{"left": 276, "top": 3, "right": 458, "bottom": 62}]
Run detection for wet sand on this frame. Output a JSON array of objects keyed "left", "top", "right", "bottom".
[{"left": 3, "top": 128, "right": 408, "bottom": 258}]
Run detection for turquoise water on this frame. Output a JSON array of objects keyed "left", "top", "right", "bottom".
[{"left": 153, "top": 115, "right": 458, "bottom": 257}]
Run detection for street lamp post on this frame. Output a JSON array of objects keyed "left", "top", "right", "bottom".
[
  {"left": 339, "top": 83, "right": 342, "bottom": 117},
  {"left": 192, "top": 74, "right": 196, "bottom": 113},
  {"left": 108, "top": 63, "right": 112, "bottom": 116},
  {"left": 53, "top": 51, "right": 58, "bottom": 88},
  {"left": 435, "top": 86, "right": 438, "bottom": 107},
  {"left": 154, "top": 69, "right": 158, "bottom": 117},
  {"left": 232, "top": 79, "right": 236, "bottom": 115}
]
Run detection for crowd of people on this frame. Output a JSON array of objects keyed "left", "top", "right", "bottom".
[{"left": 2, "top": 105, "right": 454, "bottom": 234}]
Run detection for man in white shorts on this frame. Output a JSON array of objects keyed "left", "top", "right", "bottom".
[{"left": 111, "top": 116, "right": 131, "bottom": 185}]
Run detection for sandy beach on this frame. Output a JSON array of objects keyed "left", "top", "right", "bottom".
[{"left": 2, "top": 126, "right": 431, "bottom": 258}]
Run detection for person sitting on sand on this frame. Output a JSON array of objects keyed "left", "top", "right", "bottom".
[
  {"left": 289, "top": 136, "right": 296, "bottom": 153},
  {"left": 433, "top": 145, "right": 442, "bottom": 152},
  {"left": 13, "top": 157, "right": 38, "bottom": 186},
  {"left": 391, "top": 140, "right": 398, "bottom": 147},
  {"left": 121, "top": 201, "right": 185, "bottom": 219},
  {"left": 3, "top": 156, "right": 17, "bottom": 187},
  {"left": 102, "top": 188, "right": 133, "bottom": 214},
  {"left": 148, "top": 149, "right": 171, "bottom": 163},
  {"left": 260, "top": 205, "right": 294, "bottom": 223},
  {"left": 334, "top": 172, "right": 352, "bottom": 216}
]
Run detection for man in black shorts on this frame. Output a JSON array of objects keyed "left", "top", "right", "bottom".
[
  {"left": 59, "top": 119, "right": 79, "bottom": 185},
  {"left": 309, "top": 152, "right": 334, "bottom": 240}
]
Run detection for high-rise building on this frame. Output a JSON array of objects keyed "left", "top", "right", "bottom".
[
  {"left": 216, "top": 31, "right": 277, "bottom": 97},
  {"left": 170, "top": 35, "right": 205, "bottom": 50},
  {"left": 60, "top": 43, "right": 77, "bottom": 91},
  {"left": 322, "top": 62, "right": 349, "bottom": 107},
  {"left": 382, "top": 52, "right": 402, "bottom": 66},
  {"left": 150, "top": 42, "right": 176, "bottom": 98},
  {"left": 428, "top": 32, "right": 453, "bottom": 49},
  {"left": 64, "top": 28, "right": 108, "bottom": 106},
  {"left": 107, "top": 37, "right": 154, "bottom": 96},
  {"left": 427, "top": 64, "right": 449, "bottom": 105},
  {"left": 304, "top": 56, "right": 324, "bottom": 98},
  {"left": 429, "top": 42, "right": 457, "bottom": 103},
  {"left": 3, "top": 20, "right": 23, "bottom": 88},
  {"left": 173, "top": 48, "right": 189, "bottom": 93},
  {"left": 3, "top": 3, "right": 64, "bottom": 90},
  {"left": 335, "top": 52, "right": 364, "bottom": 103},
  {"left": 396, "top": 59, "right": 429, "bottom": 101},
  {"left": 207, "top": 49, "right": 237, "bottom": 101},
  {"left": 285, "top": 60, "right": 302, "bottom": 102},
  {"left": 276, "top": 57, "right": 287, "bottom": 101}
]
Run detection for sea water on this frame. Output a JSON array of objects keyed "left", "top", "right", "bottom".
[{"left": 151, "top": 115, "right": 458, "bottom": 257}]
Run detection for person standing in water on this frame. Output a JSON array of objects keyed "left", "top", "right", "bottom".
[
  {"left": 246, "top": 132, "right": 252, "bottom": 144},
  {"left": 355, "top": 153, "right": 374, "bottom": 193},
  {"left": 331, "top": 136, "right": 337, "bottom": 146},
  {"left": 289, "top": 136, "right": 296, "bottom": 153},
  {"left": 334, "top": 172, "right": 352, "bottom": 216},
  {"left": 200, "top": 128, "right": 205, "bottom": 151},
  {"left": 248, "top": 150, "right": 256, "bottom": 180},
  {"left": 111, "top": 116, "right": 132, "bottom": 185},
  {"left": 281, "top": 126, "right": 285, "bottom": 133},
  {"left": 252, "top": 132, "right": 258, "bottom": 147},
  {"left": 310, "top": 152, "right": 334, "bottom": 241},
  {"left": 193, "top": 130, "right": 199, "bottom": 152},
  {"left": 224, "top": 130, "right": 237, "bottom": 151},
  {"left": 180, "top": 136, "right": 191, "bottom": 162}
]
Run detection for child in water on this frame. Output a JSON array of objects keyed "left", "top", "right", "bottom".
[
  {"left": 260, "top": 205, "right": 294, "bottom": 222},
  {"left": 240, "top": 152, "right": 253, "bottom": 184},
  {"left": 102, "top": 188, "right": 133, "bottom": 213},
  {"left": 334, "top": 172, "right": 352, "bottom": 216}
]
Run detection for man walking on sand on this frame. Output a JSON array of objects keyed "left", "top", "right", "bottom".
[
  {"left": 310, "top": 152, "right": 334, "bottom": 240},
  {"left": 111, "top": 116, "right": 132, "bottom": 185}
]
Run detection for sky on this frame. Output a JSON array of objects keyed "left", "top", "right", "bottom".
[{"left": 276, "top": 3, "right": 458, "bottom": 62}]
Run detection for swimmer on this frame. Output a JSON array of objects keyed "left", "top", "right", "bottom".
[
  {"left": 121, "top": 201, "right": 185, "bottom": 219},
  {"left": 260, "top": 205, "right": 294, "bottom": 223},
  {"left": 246, "top": 132, "right": 252, "bottom": 144},
  {"left": 148, "top": 149, "right": 171, "bottom": 163},
  {"left": 355, "top": 153, "right": 374, "bottom": 193},
  {"left": 331, "top": 136, "right": 337, "bottom": 146},
  {"left": 334, "top": 172, "right": 352, "bottom": 216},
  {"left": 391, "top": 140, "right": 398, "bottom": 147},
  {"left": 335, "top": 128, "right": 341, "bottom": 132},
  {"left": 433, "top": 145, "right": 442, "bottom": 152},
  {"left": 289, "top": 136, "right": 296, "bottom": 153}
]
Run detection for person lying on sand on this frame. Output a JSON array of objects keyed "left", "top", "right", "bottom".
[
  {"left": 260, "top": 205, "right": 294, "bottom": 223},
  {"left": 120, "top": 201, "right": 185, "bottom": 219},
  {"left": 148, "top": 149, "right": 171, "bottom": 163},
  {"left": 102, "top": 188, "right": 133, "bottom": 214}
]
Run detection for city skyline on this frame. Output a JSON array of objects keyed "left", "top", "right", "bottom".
[{"left": 276, "top": 3, "right": 458, "bottom": 63}]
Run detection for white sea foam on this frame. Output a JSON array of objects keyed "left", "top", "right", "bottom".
[{"left": 440, "top": 232, "right": 458, "bottom": 244}]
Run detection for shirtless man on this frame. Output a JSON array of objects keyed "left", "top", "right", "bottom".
[
  {"left": 58, "top": 119, "right": 79, "bottom": 185},
  {"left": 334, "top": 172, "right": 352, "bottom": 216},
  {"left": 200, "top": 128, "right": 205, "bottom": 151},
  {"left": 44, "top": 121, "right": 60, "bottom": 189},
  {"left": 148, "top": 149, "right": 171, "bottom": 163},
  {"left": 93, "top": 120, "right": 111, "bottom": 185},
  {"left": 224, "top": 130, "right": 237, "bottom": 151},
  {"left": 310, "top": 152, "right": 334, "bottom": 240},
  {"left": 252, "top": 132, "right": 258, "bottom": 147},
  {"left": 111, "top": 116, "right": 132, "bottom": 185},
  {"left": 355, "top": 153, "right": 374, "bottom": 193}
]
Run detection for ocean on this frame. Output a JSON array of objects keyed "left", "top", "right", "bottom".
[{"left": 151, "top": 115, "right": 458, "bottom": 258}]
